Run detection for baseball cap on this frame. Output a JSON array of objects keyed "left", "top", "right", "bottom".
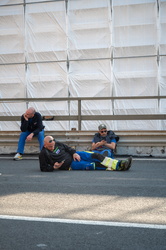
[{"left": 98, "top": 124, "right": 107, "bottom": 130}]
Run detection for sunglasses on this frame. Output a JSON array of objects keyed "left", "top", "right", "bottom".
[
  {"left": 49, "top": 138, "right": 55, "bottom": 143},
  {"left": 100, "top": 130, "right": 107, "bottom": 133}
]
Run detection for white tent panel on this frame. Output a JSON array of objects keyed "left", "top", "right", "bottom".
[
  {"left": 69, "top": 99, "right": 113, "bottom": 116},
  {"left": 0, "top": 0, "right": 23, "bottom": 5},
  {"left": 159, "top": 56, "right": 166, "bottom": 95},
  {"left": 160, "top": 23, "right": 166, "bottom": 54},
  {"left": 69, "top": 60, "right": 112, "bottom": 98},
  {"left": 0, "top": 102, "right": 26, "bottom": 117},
  {"left": 0, "top": 120, "right": 21, "bottom": 131},
  {"left": 114, "top": 99, "right": 158, "bottom": 115},
  {"left": 0, "top": 102, "right": 26, "bottom": 131},
  {"left": 68, "top": 0, "right": 110, "bottom": 9},
  {"left": 25, "top": 1, "right": 67, "bottom": 62},
  {"left": 43, "top": 121, "right": 70, "bottom": 131},
  {"left": 113, "top": 56, "right": 159, "bottom": 130},
  {"left": 69, "top": 120, "right": 115, "bottom": 131},
  {"left": 0, "top": 64, "right": 26, "bottom": 99},
  {"left": 113, "top": 0, "right": 156, "bottom": 27},
  {"left": 112, "top": 0, "right": 157, "bottom": 57},
  {"left": 0, "top": 5, "right": 24, "bottom": 64},
  {"left": 113, "top": 0, "right": 155, "bottom": 5},
  {"left": 26, "top": 0, "right": 52, "bottom": 3},
  {"left": 159, "top": 1, "right": 166, "bottom": 54},
  {"left": 113, "top": 57, "right": 158, "bottom": 96},
  {"left": 160, "top": 99, "right": 166, "bottom": 114},
  {"left": 26, "top": 62, "right": 68, "bottom": 98},
  {"left": 114, "top": 120, "right": 160, "bottom": 131},
  {"left": 69, "top": 59, "right": 113, "bottom": 130},
  {"left": 67, "top": 0, "right": 111, "bottom": 60},
  {"left": 0, "top": 0, "right": 165, "bottom": 132},
  {"left": 160, "top": 99, "right": 166, "bottom": 130},
  {"left": 0, "top": 64, "right": 26, "bottom": 130},
  {"left": 26, "top": 61, "right": 69, "bottom": 130}
]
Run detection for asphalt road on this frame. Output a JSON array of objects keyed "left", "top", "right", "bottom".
[{"left": 0, "top": 156, "right": 166, "bottom": 250}]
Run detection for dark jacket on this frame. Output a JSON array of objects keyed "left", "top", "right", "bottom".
[
  {"left": 20, "top": 112, "right": 44, "bottom": 136},
  {"left": 39, "top": 141, "right": 76, "bottom": 172},
  {"left": 92, "top": 130, "right": 119, "bottom": 151}
]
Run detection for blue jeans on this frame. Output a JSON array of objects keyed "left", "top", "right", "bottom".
[
  {"left": 17, "top": 130, "right": 44, "bottom": 154},
  {"left": 92, "top": 149, "right": 114, "bottom": 158},
  {"left": 71, "top": 151, "right": 107, "bottom": 170}
]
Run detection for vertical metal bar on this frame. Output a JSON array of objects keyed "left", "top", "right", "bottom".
[
  {"left": 78, "top": 100, "right": 81, "bottom": 130},
  {"left": 24, "top": 0, "right": 29, "bottom": 109},
  {"left": 157, "top": 0, "right": 160, "bottom": 114}
]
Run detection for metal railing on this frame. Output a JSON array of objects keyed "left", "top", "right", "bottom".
[{"left": 0, "top": 96, "right": 165, "bottom": 130}]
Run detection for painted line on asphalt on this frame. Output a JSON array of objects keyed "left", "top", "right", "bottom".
[
  {"left": 0, "top": 156, "right": 166, "bottom": 161},
  {"left": 0, "top": 215, "right": 166, "bottom": 230}
]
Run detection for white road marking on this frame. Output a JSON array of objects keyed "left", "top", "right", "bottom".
[
  {"left": 0, "top": 156, "right": 166, "bottom": 161},
  {"left": 0, "top": 215, "right": 166, "bottom": 230}
]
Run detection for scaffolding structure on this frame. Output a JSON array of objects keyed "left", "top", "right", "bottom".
[{"left": 0, "top": 0, "right": 166, "bottom": 131}]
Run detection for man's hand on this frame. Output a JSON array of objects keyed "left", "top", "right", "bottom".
[
  {"left": 26, "top": 133, "right": 34, "bottom": 141},
  {"left": 73, "top": 153, "right": 81, "bottom": 161},
  {"left": 101, "top": 140, "right": 107, "bottom": 145},
  {"left": 96, "top": 140, "right": 106, "bottom": 147},
  {"left": 23, "top": 113, "right": 29, "bottom": 121},
  {"left": 53, "top": 161, "right": 64, "bottom": 170}
]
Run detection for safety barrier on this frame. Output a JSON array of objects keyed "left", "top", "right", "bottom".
[
  {"left": 0, "top": 96, "right": 165, "bottom": 130},
  {"left": 0, "top": 97, "right": 165, "bottom": 157},
  {"left": 0, "top": 130, "right": 165, "bottom": 157}
]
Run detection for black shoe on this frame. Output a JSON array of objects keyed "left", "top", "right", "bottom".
[
  {"left": 102, "top": 151, "right": 109, "bottom": 157},
  {"left": 119, "top": 156, "right": 132, "bottom": 171},
  {"left": 95, "top": 162, "right": 107, "bottom": 170},
  {"left": 126, "top": 156, "right": 132, "bottom": 170},
  {"left": 91, "top": 153, "right": 105, "bottom": 162}
]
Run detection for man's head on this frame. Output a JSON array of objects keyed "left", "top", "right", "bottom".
[
  {"left": 44, "top": 135, "right": 55, "bottom": 151},
  {"left": 25, "top": 107, "right": 35, "bottom": 119},
  {"left": 98, "top": 124, "right": 107, "bottom": 137}
]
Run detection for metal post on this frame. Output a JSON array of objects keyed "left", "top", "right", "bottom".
[{"left": 78, "top": 100, "right": 81, "bottom": 130}]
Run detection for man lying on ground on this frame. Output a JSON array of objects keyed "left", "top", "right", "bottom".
[{"left": 39, "top": 136, "right": 132, "bottom": 172}]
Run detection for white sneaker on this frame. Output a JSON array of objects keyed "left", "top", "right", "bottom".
[{"left": 13, "top": 153, "right": 22, "bottom": 160}]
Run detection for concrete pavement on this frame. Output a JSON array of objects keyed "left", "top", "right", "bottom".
[{"left": 0, "top": 157, "right": 166, "bottom": 250}]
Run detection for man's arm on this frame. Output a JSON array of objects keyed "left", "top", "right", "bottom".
[
  {"left": 61, "top": 142, "right": 76, "bottom": 155},
  {"left": 91, "top": 141, "right": 103, "bottom": 150},
  {"left": 91, "top": 139, "right": 116, "bottom": 151},
  {"left": 32, "top": 113, "right": 44, "bottom": 136},
  {"left": 103, "top": 141, "right": 116, "bottom": 150},
  {"left": 91, "top": 133, "right": 104, "bottom": 150},
  {"left": 20, "top": 114, "right": 29, "bottom": 132}
]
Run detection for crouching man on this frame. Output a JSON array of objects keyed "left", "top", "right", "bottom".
[{"left": 39, "top": 136, "right": 132, "bottom": 172}]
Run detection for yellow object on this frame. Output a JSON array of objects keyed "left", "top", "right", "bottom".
[{"left": 101, "top": 157, "right": 118, "bottom": 171}]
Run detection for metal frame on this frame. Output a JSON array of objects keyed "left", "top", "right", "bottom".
[{"left": 0, "top": 96, "right": 165, "bottom": 130}]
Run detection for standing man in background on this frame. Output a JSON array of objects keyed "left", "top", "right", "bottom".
[
  {"left": 14, "top": 107, "right": 45, "bottom": 160},
  {"left": 91, "top": 124, "right": 119, "bottom": 158}
]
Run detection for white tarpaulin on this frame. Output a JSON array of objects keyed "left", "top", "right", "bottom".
[
  {"left": 0, "top": 0, "right": 165, "bottom": 131},
  {"left": 69, "top": 59, "right": 113, "bottom": 130},
  {"left": 25, "top": 1, "right": 67, "bottom": 62},
  {"left": 67, "top": 0, "right": 111, "bottom": 60},
  {"left": 112, "top": 0, "right": 157, "bottom": 57}
]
